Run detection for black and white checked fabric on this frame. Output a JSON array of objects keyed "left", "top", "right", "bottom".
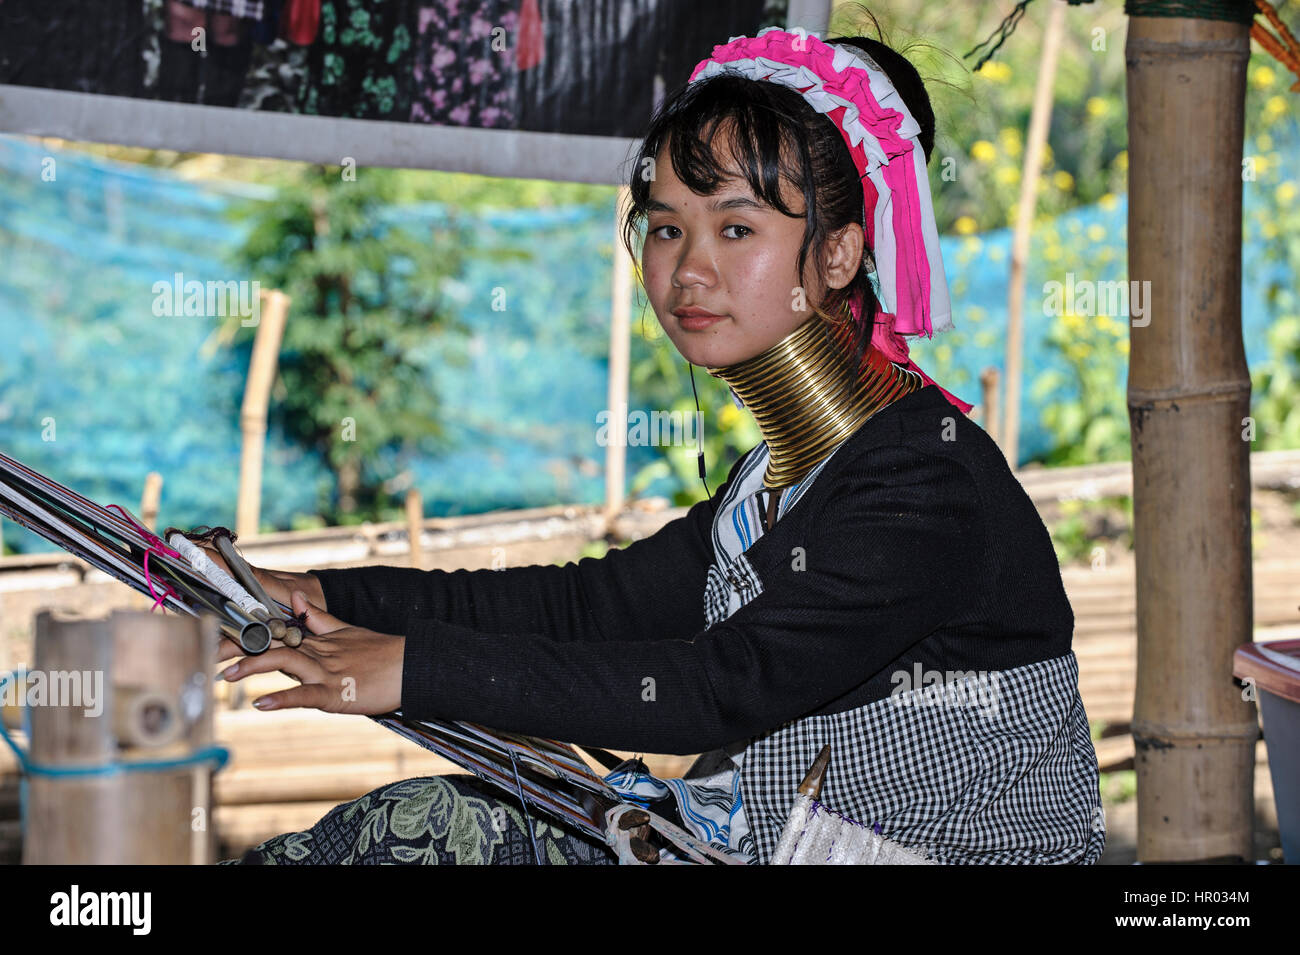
[
  {"left": 739, "top": 651, "right": 1105, "bottom": 864},
  {"left": 182, "top": 0, "right": 265, "bottom": 20}
]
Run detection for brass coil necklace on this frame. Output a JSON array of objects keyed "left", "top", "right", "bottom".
[{"left": 706, "top": 314, "right": 922, "bottom": 489}]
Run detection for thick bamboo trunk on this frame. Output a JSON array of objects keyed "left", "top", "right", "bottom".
[{"left": 1125, "top": 14, "right": 1257, "bottom": 862}]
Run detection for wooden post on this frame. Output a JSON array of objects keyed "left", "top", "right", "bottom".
[
  {"left": 1126, "top": 13, "right": 1256, "bottom": 862},
  {"left": 237, "top": 289, "right": 291, "bottom": 540},
  {"left": 979, "top": 366, "right": 1001, "bottom": 449},
  {"left": 406, "top": 488, "right": 426, "bottom": 570},
  {"left": 1002, "top": 0, "right": 1066, "bottom": 468},
  {"left": 603, "top": 185, "right": 633, "bottom": 524},
  {"left": 140, "top": 471, "right": 163, "bottom": 532},
  {"left": 22, "top": 609, "right": 220, "bottom": 864}
]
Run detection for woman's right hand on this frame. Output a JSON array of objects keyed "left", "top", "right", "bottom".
[{"left": 197, "top": 544, "right": 327, "bottom": 614}]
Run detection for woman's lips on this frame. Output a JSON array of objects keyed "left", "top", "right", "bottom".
[{"left": 676, "top": 312, "right": 726, "bottom": 331}]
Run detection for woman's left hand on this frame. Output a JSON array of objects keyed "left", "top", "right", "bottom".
[{"left": 218, "top": 590, "right": 405, "bottom": 715}]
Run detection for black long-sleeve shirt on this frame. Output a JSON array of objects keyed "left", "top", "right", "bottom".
[{"left": 311, "top": 384, "right": 1075, "bottom": 756}]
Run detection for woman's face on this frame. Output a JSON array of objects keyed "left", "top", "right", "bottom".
[{"left": 641, "top": 129, "right": 862, "bottom": 368}]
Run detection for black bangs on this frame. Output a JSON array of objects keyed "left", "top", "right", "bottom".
[
  {"left": 621, "top": 73, "right": 826, "bottom": 285},
  {"left": 646, "top": 74, "right": 811, "bottom": 220}
]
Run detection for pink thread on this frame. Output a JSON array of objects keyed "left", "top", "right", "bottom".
[{"left": 105, "top": 504, "right": 181, "bottom": 612}]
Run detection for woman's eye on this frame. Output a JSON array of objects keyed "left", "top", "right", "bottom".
[{"left": 649, "top": 224, "right": 752, "bottom": 240}]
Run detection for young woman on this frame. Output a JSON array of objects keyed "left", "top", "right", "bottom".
[{"left": 218, "top": 26, "right": 1105, "bottom": 865}]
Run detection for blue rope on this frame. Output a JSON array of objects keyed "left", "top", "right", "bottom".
[{"left": 0, "top": 669, "right": 230, "bottom": 778}]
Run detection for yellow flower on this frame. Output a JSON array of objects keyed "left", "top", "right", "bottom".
[
  {"left": 1252, "top": 66, "right": 1276, "bottom": 89},
  {"left": 998, "top": 127, "right": 1023, "bottom": 158},
  {"left": 953, "top": 215, "right": 979, "bottom": 235},
  {"left": 1256, "top": 133, "right": 1273, "bottom": 151},
  {"left": 979, "top": 61, "right": 1012, "bottom": 83},
  {"left": 1053, "top": 170, "right": 1075, "bottom": 191},
  {"left": 1087, "top": 224, "right": 1108, "bottom": 243},
  {"left": 962, "top": 236, "right": 983, "bottom": 255},
  {"left": 1041, "top": 141, "right": 1053, "bottom": 165},
  {"left": 1086, "top": 97, "right": 1109, "bottom": 118},
  {"left": 1117, "top": 338, "right": 1130, "bottom": 356},
  {"left": 1264, "top": 96, "right": 1288, "bottom": 121},
  {"left": 1095, "top": 314, "right": 1116, "bottom": 333},
  {"left": 971, "top": 140, "right": 997, "bottom": 163},
  {"left": 1044, "top": 244, "right": 1062, "bottom": 262},
  {"left": 995, "top": 165, "right": 1020, "bottom": 185},
  {"left": 1263, "top": 221, "right": 1279, "bottom": 238},
  {"left": 719, "top": 402, "right": 740, "bottom": 428},
  {"left": 1277, "top": 181, "right": 1297, "bottom": 204},
  {"left": 1066, "top": 342, "right": 1090, "bottom": 362},
  {"left": 1099, "top": 193, "right": 1119, "bottom": 211},
  {"left": 1114, "top": 150, "right": 1128, "bottom": 171}
]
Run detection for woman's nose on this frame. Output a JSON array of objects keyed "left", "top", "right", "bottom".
[{"left": 671, "top": 238, "right": 717, "bottom": 289}]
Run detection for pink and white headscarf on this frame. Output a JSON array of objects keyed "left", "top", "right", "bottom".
[{"left": 688, "top": 27, "right": 972, "bottom": 413}]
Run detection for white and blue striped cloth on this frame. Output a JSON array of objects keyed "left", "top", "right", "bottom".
[{"left": 602, "top": 439, "right": 847, "bottom": 862}]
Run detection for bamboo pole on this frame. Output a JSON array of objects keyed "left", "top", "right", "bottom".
[
  {"left": 236, "top": 289, "right": 290, "bottom": 540},
  {"left": 980, "top": 366, "right": 1001, "bottom": 448},
  {"left": 22, "top": 609, "right": 219, "bottom": 864},
  {"left": 140, "top": 471, "right": 163, "bottom": 531},
  {"left": 603, "top": 185, "right": 633, "bottom": 524},
  {"left": 1126, "top": 14, "right": 1256, "bottom": 862},
  {"left": 1001, "top": 0, "right": 1067, "bottom": 467},
  {"left": 406, "top": 488, "right": 425, "bottom": 569}
]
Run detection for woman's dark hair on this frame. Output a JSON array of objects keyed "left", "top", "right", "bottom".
[{"left": 621, "top": 24, "right": 937, "bottom": 365}]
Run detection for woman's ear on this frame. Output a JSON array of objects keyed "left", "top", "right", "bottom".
[{"left": 822, "top": 222, "right": 866, "bottom": 291}]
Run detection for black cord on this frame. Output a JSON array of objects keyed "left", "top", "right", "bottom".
[
  {"left": 688, "top": 362, "right": 717, "bottom": 517},
  {"left": 963, "top": 0, "right": 1034, "bottom": 74}
]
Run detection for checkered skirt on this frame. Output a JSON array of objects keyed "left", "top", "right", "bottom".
[{"left": 740, "top": 651, "right": 1106, "bottom": 864}]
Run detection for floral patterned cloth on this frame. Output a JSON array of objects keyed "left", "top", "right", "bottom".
[
  {"left": 411, "top": 0, "right": 523, "bottom": 127},
  {"left": 297, "top": 0, "right": 416, "bottom": 120},
  {"left": 221, "top": 773, "right": 618, "bottom": 865}
]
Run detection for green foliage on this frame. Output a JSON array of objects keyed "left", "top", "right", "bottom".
[
  {"left": 1101, "top": 770, "right": 1137, "bottom": 804},
  {"left": 1241, "top": 65, "right": 1300, "bottom": 452},
  {"left": 624, "top": 300, "right": 762, "bottom": 506},
  {"left": 222, "top": 164, "right": 476, "bottom": 522},
  {"left": 1032, "top": 304, "right": 1131, "bottom": 467},
  {"left": 1049, "top": 495, "right": 1132, "bottom": 567}
]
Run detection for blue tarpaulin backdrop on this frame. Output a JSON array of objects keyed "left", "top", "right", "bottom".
[{"left": 0, "top": 133, "right": 1288, "bottom": 553}]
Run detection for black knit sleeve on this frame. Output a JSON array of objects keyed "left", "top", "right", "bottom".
[
  {"left": 308, "top": 447, "right": 755, "bottom": 643},
  {"left": 396, "top": 445, "right": 987, "bottom": 754}
]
